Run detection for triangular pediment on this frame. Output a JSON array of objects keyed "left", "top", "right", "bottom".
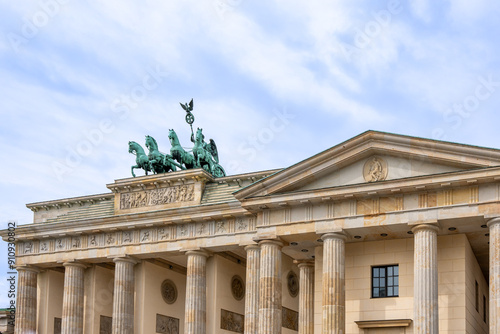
[{"left": 235, "top": 131, "right": 500, "bottom": 200}]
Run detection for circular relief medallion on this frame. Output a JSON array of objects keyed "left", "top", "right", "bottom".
[
  {"left": 287, "top": 271, "right": 299, "bottom": 298},
  {"left": 231, "top": 275, "right": 245, "bottom": 301},
  {"left": 363, "top": 156, "right": 388, "bottom": 182},
  {"left": 161, "top": 279, "right": 177, "bottom": 305}
]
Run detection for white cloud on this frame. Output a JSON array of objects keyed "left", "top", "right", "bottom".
[
  {"left": 445, "top": 0, "right": 498, "bottom": 22},
  {"left": 409, "top": 0, "right": 431, "bottom": 22}
]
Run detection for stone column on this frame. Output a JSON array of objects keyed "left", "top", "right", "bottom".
[
  {"left": 321, "top": 233, "right": 346, "bottom": 334},
  {"left": 297, "top": 261, "right": 314, "bottom": 334},
  {"left": 412, "top": 224, "right": 439, "bottom": 334},
  {"left": 489, "top": 218, "right": 500, "bottom": 332},
  {"left": 15, "top": 266, "right": 39, "bottom": 334},
  {"left": 62, "top": 262, "right": 86, "bottom": 334},
  {"left": 112, "top": 257, "right": 137, "bottom": 334},
  {"left": 184, "top": 250, "right": 209, "bottom": 334},
  {"left": 258, "top": 239, "right": 283, "bottom": 334},
  {"left": 244, "top": 245, "right": 260, "bottom": 334}
]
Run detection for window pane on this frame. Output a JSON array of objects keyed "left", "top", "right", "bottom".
[{"left": 372, "top": 265, "right": 399, "bottom": 298}]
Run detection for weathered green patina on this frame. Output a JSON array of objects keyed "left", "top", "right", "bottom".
[
  {"left": 128, "top": 99, "right": 226, "bottom": 178},
  {"left": 128, "top": 141, "right": 151, "bottom": 177}
]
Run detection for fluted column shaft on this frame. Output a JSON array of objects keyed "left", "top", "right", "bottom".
[
  {"left": 298, "top": 262, "right": 314, "bottom": 334},
  {"left": 489, "top": 218, "right": 500, "bottom": 332},
  {"left": 321, "top": 233, "right": 346, "bottom": 334},
  {"left": 15, "top": 266, "right": 39, "bottom": 334},
  {"left": 258, "top": 240, "right": 283, "bottom": 334},
  {"left": 244, "top": 245, "right": 260, "bottom": 334},
  {"left": 62, "top": 262, "right": 86, "bottom": 334},
  {"left": 112, "top": 257, "right": 137, "bottom": 334},
  {"left": 412, "top": 224, "right": 439, "bottom": 334},
  {"left": 184, "top": 250, "right": 209, "bottom": 334}
]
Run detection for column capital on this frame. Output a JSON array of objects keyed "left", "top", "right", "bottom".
[
  {"left": 258, "top": 239, "right": 284, "bottom": 248},
  {"left": 112, "top": 256, "right": 139, "bottom": 265},
  {"left": 15, "top": 265, "right": 40, "bottom": 274},
  {"left": 294, "top": 260, "right": 314, "bottom": 268},
  {"left": 185, "top": 249, "right": 210, "bottom": 258},
  {"left": 487, "top": 217, "right": 500, "bottom": 228},
  {"left": 321, "top": 232, "right": 347, "bottom": 242},
  {"left": 63, "top": 261, "right": 88, "bottom": 269},
  {"left": 244, "top": 244, "right": 260, "bottom": 252},
  {"left": 411, "top": 223, "right": 439, "bottom": 234}
]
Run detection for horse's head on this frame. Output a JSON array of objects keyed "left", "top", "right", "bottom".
[
  {"left": 128, "top": 141, "right": 136, "bottom": 154},
  {"left": 145, "top": 135, "right": 156, "bottom": 150},
  {"left": 168, "top": 129, "right": 178, "bottom": 145},
  {"left": 195, "top": 128, "right": 204, "bottom": 143}
]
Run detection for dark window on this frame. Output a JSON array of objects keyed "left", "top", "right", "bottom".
[
  {"left": 483, "top": 295, "right": 487, "bottom": 323},
  {"left": 372, "top": 265, "right": 399, "bottom": 298},
  {"left": 475, "top": 281, "right": 479, "bottom": 312}
]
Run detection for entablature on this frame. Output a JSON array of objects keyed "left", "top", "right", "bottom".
[{"left": 239, "top": 166, "right": 500, "bottom": 211}]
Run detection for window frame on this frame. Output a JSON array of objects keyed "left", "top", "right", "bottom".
[{"left": 371, "top": 264, "right": 399, "bottom": 299}]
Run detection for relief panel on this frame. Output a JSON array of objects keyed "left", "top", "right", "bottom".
[
  {"left": 156, "top": 314, "right": 179, "bottom": 334},
  {"left": 119, "top": 184, "right": 195, "bottom": 210},
  {"left": 220, "top": 309, "right": 244, "bottom": 333}
]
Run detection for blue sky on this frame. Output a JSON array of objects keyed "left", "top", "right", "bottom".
[{"left": 0, "top": 0, "right": 500, "bottom": 306}]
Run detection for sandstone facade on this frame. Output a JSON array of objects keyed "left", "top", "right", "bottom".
[{"left": 2, "top": 131, "right": 498, "bottom": 333}]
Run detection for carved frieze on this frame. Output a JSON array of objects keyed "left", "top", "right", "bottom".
[
  {"left": 40, "top": 240, "right": 49, "bottom": 252},
  {"left": 221, "top": 309, "right": 244, "bottom": 333},
  {"left": 178, "top": 224, "right": 189, "bottom": 238},
  {"left": 24, "top": 241, "right": 34, "bottom": 254},
  {"left": 156, "top": 314, "right": 179, "bottom": 334},
  {"left": 158, "top": 227, "right": 170, "bottom": 240},
  {"left": 216, "top": 221, "right": 226, "bottom": 234},
  {"left": 119, "top": 184, "right": 195, "bottom": 210},
  {"left": 105, "top": 233, "right": 116, "bottom": 246},
  {"left": 140, "top": 229, "right": 151, "bottom": 242},
  {"left": 72, "top": 237, "right": 81, "bottom": 249},
  {"left": 56, "top": 238, "right": 66, "bottom": 251},
  {"left": 236, "top": 218, "right": 247, "bottom": 232},
  {"left": 89, "top": 234, "right": 99, "bottom": 247},
  {"left": 18, "top": 215, "right": 256, "bottom": 257},
  {"left": 122, "top": 231, "right": 133, "bottom": 243},
  {"left": 197, "top": 222, "right": 208, "bottom": 236}
]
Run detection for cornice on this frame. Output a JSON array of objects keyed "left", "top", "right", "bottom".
[
  {"left": 26, "top": 193, "right": 114, "bottom": 212},
  {"left": 238, "top": 165, "right": 500, "bottom": 210},
  {"left": 107, "top": 168, "right": 214, "bottom": 193}
]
